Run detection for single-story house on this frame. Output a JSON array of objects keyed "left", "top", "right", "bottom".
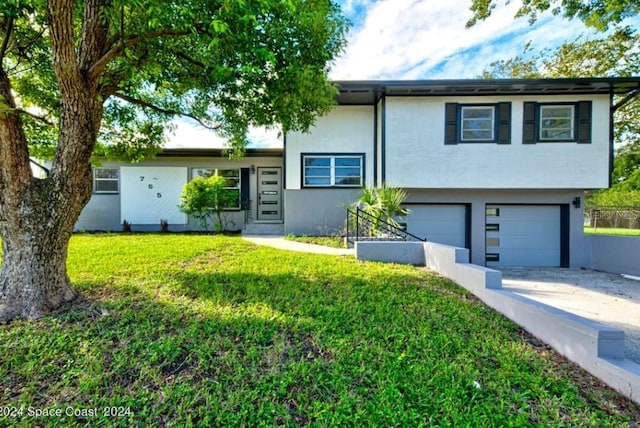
[{"left": 76, "top": 77, "right": 640, "bottom": 269}]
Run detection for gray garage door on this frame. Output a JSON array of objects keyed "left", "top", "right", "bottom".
[
  {"left": 404, "top": 204, "right": 467, "bottom": 248},
  {"left": 486, "top": 205, "right": 560, "bottom": 267}
]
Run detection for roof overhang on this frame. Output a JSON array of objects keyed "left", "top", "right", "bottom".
[
  {"left": 158, "top": 148, "right": 283, "bottom": 158},
  {"left": 334, "top": 78, "right": 640, "bottom": 105}
]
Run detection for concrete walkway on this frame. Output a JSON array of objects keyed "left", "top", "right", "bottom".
[
  {"left": 502, "top": 268, "right": 640, "bottom": 364},
  {"left": 242, "top": 235, "right": 354, "bottom": 256}
]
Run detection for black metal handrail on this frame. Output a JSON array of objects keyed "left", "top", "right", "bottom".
[{"left": 346, "top": 206, "right": 425, "bottom": 245}]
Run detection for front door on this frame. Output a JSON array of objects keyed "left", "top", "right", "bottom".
[{"left": 257, "top": 167, "right": 282, "bottom": 221}]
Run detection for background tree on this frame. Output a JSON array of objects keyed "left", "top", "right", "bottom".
[
  {"left": 466, "top": 0, "right": 640, "bottom": 31},
  {"left": 179, "top": 175, "right": 237, "bottom": 232},
  {"left": 480, "top": 26, "right": 640, "bottom": 206},
  {"left": 0, "top": 0, "right": 348, "bottom": 321}
]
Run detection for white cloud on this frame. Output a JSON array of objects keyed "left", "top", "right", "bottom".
[
  {"left": 331, "top": 0, "right": 594, "bottom": 80},
  {"left": 165, "top": 120, "right": 282, "bottom": 149}
]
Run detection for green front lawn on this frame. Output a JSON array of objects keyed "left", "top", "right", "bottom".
[
  {"left": 1, "top": 234, "right": 638, "bottom": 426},
  {"left": 585, "top": 227, "right": 640, "bottom": 236}
]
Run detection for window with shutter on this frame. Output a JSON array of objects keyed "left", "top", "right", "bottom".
[
  {"left": 190, "top": 167, "right": 242, "bottom": 209},
  {"left": 522, "top": 101, "right": 592, "bottom": 144},
  {"left": 444, "top": 102, "right": 511, "bottom": 144}
]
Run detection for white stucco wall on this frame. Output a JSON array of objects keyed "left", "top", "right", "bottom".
[
  {"left": 286, "top": 105, "right": 375, "bottom": 190},
  {"left": 76, "top": 156, "right": 282, "bottom": 231},
  {"left": 384, "top": 94, "right": 610, "bottom": 189}
]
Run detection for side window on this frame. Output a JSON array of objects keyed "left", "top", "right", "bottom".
[
  {"left": 190, "top": 168, "right": 241, "bottom": 210},
  {"left": 523, "top": 101, "right": 591, "bottom": 144},
  {"left": 218, "top": 169, "right": 241, "bottom": 209},
  {"left": 302, "top": 154, "right": 364, "bottom": 188},
  {"left": 445, "top": 102, "right": 511, "bottom": 144},
  {"left": 94, "top": 168, "right": 119, "bottom": 193}
]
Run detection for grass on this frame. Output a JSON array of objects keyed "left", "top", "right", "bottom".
[
  {"left": 1, "top": 234, "right": 639, "bottom": 426},
  {"left": 585, "top": 227, "right": 640, "bottom": 236},
  {"left": 285, "top": 234, "right": 346, "bottom": 248}
]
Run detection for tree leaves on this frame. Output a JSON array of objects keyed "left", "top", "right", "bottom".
[
  {"left": 466, "top": 0, "right": 640, "bottom": 31},
  {"left": 2, "top": 0, "right": 348, "bottom": 160}
]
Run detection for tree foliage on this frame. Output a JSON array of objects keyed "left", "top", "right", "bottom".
[
  {"left": 2, "top": 0, "right": 348, "bottom": 158},
  {"left": 467, "top": 0, "right": 640, "bottom": 31}
]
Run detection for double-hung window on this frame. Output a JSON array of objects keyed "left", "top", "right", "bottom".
[
  {"left": 445, "top": 102, "right": 511, "bottom": 144},
  {"left": 523, "top": 101, "right": 591, "bottom": 144},
  {"left": 93, "top": 168, "right": 119, "bottom": 193},
  {"left": 461, "top": 106, "right": 495, "bottom": 141},
  {"left": 302, "top": 154, "right": 364, "bottom": 188},
  {"left": 539, "top": 105, "right": 574, "bottom": 141},
  {"left": 191, "top": 167, "right": 241, "bottom": 209}
]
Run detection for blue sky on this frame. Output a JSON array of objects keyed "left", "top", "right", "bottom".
[
  {"left": 331, "top": 0, "right": 601, "bottom": 80},
  {"left": 167, "top": 1, "right": 608, "bottom": 148}
]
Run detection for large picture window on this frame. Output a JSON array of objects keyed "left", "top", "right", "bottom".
[
  {"left": 191, "top": 168, "right": 241, "bottom": 209},
  {"left": 302, "top": 154, "right": 364, "bottom": 188},
  {"left": 93, "top": 168, "right": 119, "bottom": 193}
]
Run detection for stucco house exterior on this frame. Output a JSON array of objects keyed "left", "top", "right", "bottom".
[{"left": 77, "top": 78, "right": 640, "bottom": 269}]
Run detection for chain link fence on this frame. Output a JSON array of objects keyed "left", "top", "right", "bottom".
[{"left": 584, "top": 206, "right": 640, "bottom": 229}]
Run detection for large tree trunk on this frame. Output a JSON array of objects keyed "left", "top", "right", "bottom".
[
  {"left": 0, "top": 174, "right": 93, "bottom": 320},
  {"left": 0, "top": 0, "right": 107, "bottom": 321},
  {"left": 0, "top": 82, "right": 98, "bottom": 321}
]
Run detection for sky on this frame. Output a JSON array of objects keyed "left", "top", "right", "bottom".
[{"left": 167, "top": 0, "right": 604, "bottom": 148}]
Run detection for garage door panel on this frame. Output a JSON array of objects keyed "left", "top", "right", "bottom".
[
  {"left": 496, "top": 249, "right": 561, "bottom": 267},
  {"left": 487, "top": 205, "right": 560, "bottom": 268},
  {"left": 405, "top": 205, "right": 467, "bottom": 248},
  {"left": 497, "top": 234, "right": 560, "bottom": 248}
]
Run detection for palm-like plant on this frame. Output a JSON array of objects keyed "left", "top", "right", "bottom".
[{"left": 352, "top": 184, "right": 409, "bottom": 234}]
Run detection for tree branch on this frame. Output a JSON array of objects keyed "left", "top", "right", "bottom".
[
  {"left": 171, "top": 49, "right": 208, "bottom": 69},
  {"left": 10, "top": 108, "right": 54, "bottom": 126},
  {"left": 112, "top": 92, "right": 220, "bottom": 130},
  {"left": 0, "top": 16, "right": 14, "bottom": 63},
  {"left": 89, "top": 29, "right": 193, "bottom": 81}
]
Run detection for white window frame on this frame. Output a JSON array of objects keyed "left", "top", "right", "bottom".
[
  {"left": 539, "top": 105, "right": 575, "bottom": 141},
  {"left": 460, "top": 106, "right": 495, "bottom": 141},
  {"left": 93, "top": 168, "right": 119, "bottom": 194},
  {"left": 302, "top": 155, "right": 363, "bottom": 188},
  {"left": 190, "top": 167, "right": 241, "bottom": 210}
]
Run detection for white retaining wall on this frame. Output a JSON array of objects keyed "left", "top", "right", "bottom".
[{"left": 591, "top": 235, "right": 640, "bottom": 277}]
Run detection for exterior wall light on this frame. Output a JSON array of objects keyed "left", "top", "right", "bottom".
[{"left": 572, "top": 197, "right": 581, "bottom": 208}]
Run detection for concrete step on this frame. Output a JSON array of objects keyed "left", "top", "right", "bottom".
[{"left": 242, "top": 223, "right": 285, "bottom": 236}]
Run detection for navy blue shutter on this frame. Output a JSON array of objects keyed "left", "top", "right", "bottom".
[
  {"left": 240, "top": 168, "right": 250, "bottom": 210},
  {"left": 522, "top": 102, "right": 537, "bottom": 144},
  {"left": 444, "top": 103, "right": 458, "bottom": 145},
  {"left": 576, "top": 101, "right": 592, "bottom": 144},
  {"left": 497, "top": 102, "right": 511, "bottom": 144}
]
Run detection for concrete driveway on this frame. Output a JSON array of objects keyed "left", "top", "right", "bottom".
[{"left": 501, "top": 268, "right": 640, "bottom": 364}]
